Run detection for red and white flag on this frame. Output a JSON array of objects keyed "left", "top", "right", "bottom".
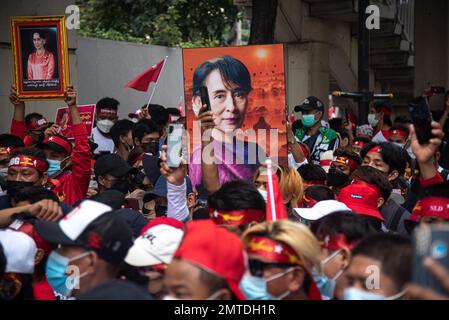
[
  {"left": 178, "top": 96, "right": 184, "bottom": 117},
  {"left": 124, "top": 58, "right": 166, "bottom": 92},
  {"left": 266, "top": 159, "right": 288, "bottom": 221}
]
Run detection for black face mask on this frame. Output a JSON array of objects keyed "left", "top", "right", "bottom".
[
  {"left": 108, "top": 179, "right": 131, "bottom": 195},
  {"left": 327, "top": 167, "right": 350, "bottom": 187},
  {"left": 155, "top": 205, "right": 167, "bottom": 217},
  {"left": 142, "top": 142, "right": 159, "bottom": 156},
  {"left": 6, "top": 180, "right": 35, "bottom": 198}
]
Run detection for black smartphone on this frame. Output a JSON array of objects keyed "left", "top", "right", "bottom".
[
  {"left": 431, "top": 86, "right": 446, "bottom": 94},
  {"left": 199, "top": 86, "right": 211, "bottom": 112},
  {"left": 408, "top": 96, "right": 433, "bottom": 145},
  {"left": 412, "top": 224, "right": 449, "bottom": 296}
]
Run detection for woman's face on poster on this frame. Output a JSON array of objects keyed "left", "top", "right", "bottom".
[
  {"left": 33, "top": 32, "right": 45, "bottom": 50},
  {"left": 195, "top": 69, "right": 249, "bottom": 132}
]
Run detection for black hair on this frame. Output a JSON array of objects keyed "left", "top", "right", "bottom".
[
  {"left": 297, "top": 164, "right": 327, "bottom": 182},
  {"left": 304, "top": 185, "right": 335, "bottom": 201},
  {"left": 192, "top": 55, "right": 252, "bottom": 96},
  {"left": 146, "top": 104, "right": 168, "bottom": 128},
  {"left": 353, "top": 136, "right": 371, "bottom": 144},
  {"left": 373, "top": 101, "right": 392, "bottom": 126},
  {"left": 110, "top": 119, "right": 134, "bottom": 148},
  {"left": 166, "top": 108, "right": 181, "bottom": 116},
  {"left": 338, "top": 128, "right": 351, "bottom": 142},
  {"left": 127, "top": 146, "right": 144, "bottom": 166},
  {"left": 351, "top": 166, "right": 393, "bottom": 201},
  {"left": 96, "top": 97, "right": 119, "bottom": 111},
  {"left": 388, "top": 123, "right": 410, "bottom": 136},
  {"left": 421, "top": 181, "right": 449, "bottom": 199},
  {"left": 10, "top": 147, "right": 48, "bottom": 177},
  {"left": 334, "top": 148, "right": 362, "bottom": 167},
  {"left": 11, "top": 186, "right": 59, "bottom": 204},
  {"left": 360, "top": 142, "right": 409, "bottom": 176},
  {"left": 12, "top": 274, "right": 35, "bottom": 300},
  {"left": 393, "top": 116, "right": 412, "bottom": 125},
  {"left": 0, "top": 134, "right": 25, "bottom": 149},
  {"left": 0, "top": 243, "right": 6, "bottom": 278},
  {"left": 311, "top": 211, "right": 379, "bottom": 245},
  {"left": 198, "top": 264, "right": 236, "bottom": 299},
  {"left": 24, "top": 113, "right": 43, "bottom": 127},
  {"left": 329, "top": 118, "right": 343, "bottom": 132},
  {"left": 132, "top": 119, "right": 159, "bottom": 143},
  {"left": 351, "top": 233, "right": 412, "bottom": 290},
  {"left": 208, "top": 179, "right": 265, "bottom": 213}
]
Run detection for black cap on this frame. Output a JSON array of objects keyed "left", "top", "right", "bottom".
[
  {"left": 94, "top": 154, "right": 137, "bottom": 178},
  {"left": 142, "top": 154, "right": 161, "bottom": 185},
  {"left": 35, "top": 203, "right": 133, "bottom": 267},
  {"left": 77, "top": 280, "right": 153, "bottom": 300},
  {"left": 114, "top": 208, "right": 148, "bottom": 238},
  {"left": 294, "top": 96, "right": 325, "bottom": 113},
  {"left": 89, "top": 190, "right": 126, "bottom": 210}
]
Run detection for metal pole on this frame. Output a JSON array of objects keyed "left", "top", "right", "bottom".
[{"left": 358, "top": 0, "right": 370, "bottom": 125}]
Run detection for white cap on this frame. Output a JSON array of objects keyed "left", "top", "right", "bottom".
[
  {"left": 0, "top": 229, "right": 37, "bottom": 274},
  {"left": 125, "top": 224, "right": 184, "bottom": 267},
  {"left": 293, "top": 200, "right": 352, "bottom": 221}
]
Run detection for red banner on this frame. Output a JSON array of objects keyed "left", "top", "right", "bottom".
[{"left": 55, "top": 105, "right": 95, "bottom": 139}]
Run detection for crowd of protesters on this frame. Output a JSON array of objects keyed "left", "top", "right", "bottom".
[{"left": 1, "top": 81, "right": 449, "bottom": 301}]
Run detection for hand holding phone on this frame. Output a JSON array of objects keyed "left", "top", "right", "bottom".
[
  {"left": 408, "top": 96, "right": 433, "bottom": 145},
  {"left": 166, "top": 123, "right": 184, "bottom": 168},
  {"left": 199, "top": 86, "right": 211, "bottom": 112}
]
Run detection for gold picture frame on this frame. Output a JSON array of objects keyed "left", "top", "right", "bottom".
[{"left": 10, "top": 15, "right": 70, "bottom": 100}]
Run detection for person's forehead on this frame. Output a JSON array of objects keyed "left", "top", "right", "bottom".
[
  {"left": 8, "top": 166, "right": 38, "bottom": 174},
  {"left": 389, "top": 134, "right": 405, "bottom": 141},
  {"left": 142, "top": 132, "right": 160, "bottom": 140},
  {"left": 364, "top": 152, "right": 383, "bottom": 162},
  {"left": 256, "top": 174, "right": 268, "bottom": 182},
  {"left": 165, "top": 259, "right": 203, "bottom": 286},
  {"left": 33, "top": 33, "right": 41, "bottom": 39},
  {"left": 347, "top": 255, "right": 382, "bottom": 277},
  {"left": 206, "top": 69, "right": 240, "bottom": 92}
]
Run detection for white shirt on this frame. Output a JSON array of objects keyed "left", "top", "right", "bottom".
[
  {"left": 167, "top": 179, "right": 190, "bottom": 222},
  {"left": 288, "top": 152, "right": 308, "bottom": 170},
  {"left": 91, "top": 127, "right": 115, "bottom": 154},
  {"left": 372, "top": 130, "right": 388, "bottom": 143}
]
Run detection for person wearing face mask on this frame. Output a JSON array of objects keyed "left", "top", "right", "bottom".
[
  {"left": 327, "top": 149, "right": 361, "bottom": 195},
  {"left": 91, "top": 97, "right": 119, "bottom": 155},
  {"left": 164, "top": 219, "right": 246, "bottom": 300},
  {"left": 110, "top": 119, "right": 135, "bottom": 161},
  {"left": 292, "top": 97, "right": 340, "bottom": 166},
  {"left": 94, "top": 154, "right": 137, "bottom": 196},
  {"left": 34, "top": 200, "right": 150, "bottom": 300},
  {"left": 368, "top": 101, "right": 393, "bottom": 143},
  {"left": 36, "top": 86, "right": 92, "bottom": 206},
  {"left": 343, "top": 233, "right": 412, "bottom": 300},
  {"left": 0, "top": 134, "right": 25, "bottom": 193},
  {"left": 132, "top": 119, "right": 161, "bottom": 156},
  {"left": 310, "top": 211, "right": 378, "bottom": 299},
  {"left": 240, "top": 220, "right": 322, "bottom": 300}
]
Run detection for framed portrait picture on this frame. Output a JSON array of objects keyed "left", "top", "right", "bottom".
[{"left": 10, "top": 15, "right": 70, "bottom": 100}]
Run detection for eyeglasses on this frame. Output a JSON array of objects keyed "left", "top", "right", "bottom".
[{"left": 248, "top": 259, "right": 295, "bottom": 278}]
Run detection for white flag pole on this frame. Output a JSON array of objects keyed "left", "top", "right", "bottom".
[
  {"left": 145, "top": 55, "right": 168, "bottom": 109},
  {"left": 265, "top": 159, "right": 277, "bottom": 222}
]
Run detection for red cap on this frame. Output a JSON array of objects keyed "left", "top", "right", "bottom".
[
  {"left": 389, "top": 129, "right": 409, "bottom": 139},
  {"left": 209, "top": 208, "right": 265, "bottom": 226},
  {"left": 410, "top": 196, "right": 449, "bottom": 221},
  {"left": 173, "top": 220, "right": 246, "bottom": 300},
  {"left": 139, "top": 217, "right": 184, "bottom": 236},
  {"left": 9, "top": 220, "right": 52, "bottom": 258},
  {"left": 352, "top": 140, "right": 366, "bottom": 148},
  {"left": 338, "top": 180, "right": 384, "bottom": 221},
  {"left": 0, "top": 146, "right": 15, "bottom": 160},
  {"left": 40, "top": 136, "right": 72, "bottom": 155},
  {"left": 26, "top": 117, "right": 48, "bottom": 131}
]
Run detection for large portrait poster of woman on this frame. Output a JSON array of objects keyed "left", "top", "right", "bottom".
[
  {"left": 10, "top": 16, "right": 69, "bottom": 100},
  {"left": 182, "top": 44, "right": 287, "bottom": 190}
]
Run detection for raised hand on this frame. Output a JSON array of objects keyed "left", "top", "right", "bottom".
[
  {"left": 159, "top": 144, "right": 187, "bottom": 186},
  {"left": 64, "top": 85, "right": 77, "bottom": 107}
]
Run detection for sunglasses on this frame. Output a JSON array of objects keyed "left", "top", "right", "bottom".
[{"left": 248, "top": 259, "right": 295, "bottom": 277}]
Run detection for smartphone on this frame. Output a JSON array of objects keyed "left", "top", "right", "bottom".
[
  {"left": 199, "top": 86, "right": 211, "bottom": 112},
  {"left": 431, "top": 86, "right": 446, "bottom": 94},
  {"left": 412, "top": 224, "right": 449, "bottom": 296},
  {"left": 408, "top": 96, "right": 433, "bottom": 145},
  {"left": 166, "top": 123, "right": 184, "bottom": 168}
]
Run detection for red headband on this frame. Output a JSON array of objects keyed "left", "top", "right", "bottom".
[
  {"left": 319, "top": 159, "right": 332, "bottom": 167},
  {"left": 389, "top": 129, "right": 409, "bottom": 139},
  {"left": 26, "top": 117, "right": 48, "bottom": 131},
  {"left": 302, "top": 194, "right": 318, "bottom": 208},
  {"left": 131, "top": 152, "right": 144, "bottom": 166},
  {"left": 209, "top": 208, "right": 265, "bottom": 226},
  {"left": 352, "top": 179, "right": 382, "bottom": 199},
  {"left": 304, "top": 180, "right": 326, "bottom": 188},
  {"left": 246, "top": 236, "right": 303, "bottom": 266},
  {"left": 333, "top": 156, "right": 359, "bottom": 171},
  {"left": 320, "top": 234, "right": 354, "bottom": 251},
  {"left": 9, "top": 155, "right": 48, "bottom": 172},
  {"left": 0, "top": 147, "right": 15, "bottom": 159},
  {"left": 352, "top": 141, "right": 366, "bottom": 148},
  {"left": 43, "top": 136, "right": 72, "bottom": 155},
  {"left": 367, "top": 145, "right": 382, "bottom": 155},
  {"left": 411, "top": 197, "right": 449, "bottom": 221}
]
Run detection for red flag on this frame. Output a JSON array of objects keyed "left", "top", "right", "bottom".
[
  {"left": 178, "top": 99, "right": 184, "bottom": 117},
  {"left": 124, "top": 58, "right": 165, "bottom": 92},
  {"left": 266, "top": 160, "right": 288, "bottom": 221}
]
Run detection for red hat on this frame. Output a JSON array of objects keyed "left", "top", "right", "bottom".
[
  {"left": 9, "top": 219, "right": 52, "bottom": 258},
  {"left": 26, "top": 116, "right": 49, "bottom": 131},
  {"left": 38, "top": 136, "right": 72, "bottom": 155},
  {"left": 173, "top": 220, "right": 246, "bottom": 300},
  {"left": 209, "top": 208, "right": 265, "bottom": 226},
  {"left": 338, "top": 180, "right": 384, "bottom": 221},
  {"left": 0, "top": 146, "right": 15, "bottom": 160},
  {"left": 410, "top": 197, "right": 449, "bottom": 222},
  {"left": 139, "top": 217, "right": 184, "bottom": 236},
  {"left": 389, "top": 129, "right": 409, "bottom": 140}
]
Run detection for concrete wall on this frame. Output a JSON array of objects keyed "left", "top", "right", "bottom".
[
  {"left": 77, "top": 37, "right": 184, "bottom": 120},
  {"left": 0, "top": 0, "right": 77, "bottom": 134},
  {"left": 414, "top": 0, "right": 449, "bottom": 110}
]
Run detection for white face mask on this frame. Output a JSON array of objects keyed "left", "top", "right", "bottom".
[
  {"left": 258, "top": 188, "right": 267, "bottom": 201},
  {"left": 0, "top": 167, "right": 8, "bottom": 179},
  {"left": 96, "top": 119, "right": 114, "bottom": 134},
  {"left": 367, "top": 114, "right": 379, "bottom": 127}
]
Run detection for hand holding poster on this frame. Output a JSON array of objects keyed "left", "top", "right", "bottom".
[{"left": 55, "top": 105, "right": 95, "bottom": 139}]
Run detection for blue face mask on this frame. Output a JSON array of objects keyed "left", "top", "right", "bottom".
[
  {"left": 314, "top": 250, "right": 344, "bottom": 298},
  {"left": 239, "top": 269, "right": 294, "bottom": 300},
  {"left": 46, "top": 251, "right": 91, "bottom": 298},
  {"left": 47, "top": 159, "right": 62, "bottom": 178},
  {"left": 343, "top": 287, "right": 405, "bottom": 300},
  {"left": 301, "top": 114, "right": 317, "bottom": 128}
]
